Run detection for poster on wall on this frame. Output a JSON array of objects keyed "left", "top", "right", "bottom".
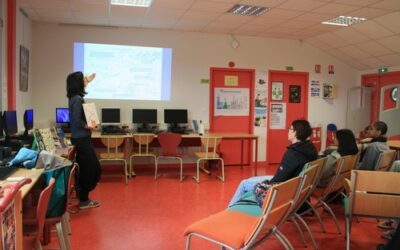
[
  {"left": 19, "top": 46, "right": 29, "bottom": 92},
  {"left": 323, "top": 83, "right": 336, "bottom": 99},
  {"left": 271, "top": 82, "right": 283, "bottom": 101},
  {"left": 289, "top": 85, "right": 301, "bottom": 103},
  {"left": 255, "top": 108, "right": 267, "bottom": 127},
  {"left": 310, "top": 80, "right": 321, "bottom": 97},
  {"left": 214, "top": 88, "right": 249, "bottom": 116},
  {"left": 270, "top": 103, "right": 286, "bottom": 129}
]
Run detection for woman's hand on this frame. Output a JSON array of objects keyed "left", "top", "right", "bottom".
[{"left": 84, "top": 73, "right": 96, "bottom": 86}]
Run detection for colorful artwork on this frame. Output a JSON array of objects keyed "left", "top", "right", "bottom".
[
  {"left": 214, "top": 88, "right": 249, "bottom": 116},
  {"left": 271, "top": 82, "right": 283, "bottom": 101}
]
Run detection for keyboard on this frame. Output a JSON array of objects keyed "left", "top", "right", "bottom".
[
  {"left": 0, "top": 166, "right": 18, "bottom": 180},
  {"left": 101, "top": 131, "right": 127, "bottom": 135}
]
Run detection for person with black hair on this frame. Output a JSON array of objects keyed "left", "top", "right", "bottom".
[
  {"left": 318, "top": 129, "right": 359, "bottom": 187},
  {"left": 228, "top": 119, "right": 318, "bottom": 207},
  {"left": 67, "top": 71, "right": 101, "bottom": 209},
  {"left": 358, "top": 121, "right": 389, "bottom": 170}
]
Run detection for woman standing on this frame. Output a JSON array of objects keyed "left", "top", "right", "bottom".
[{"left": 67, "top": 72, "right": 101, "bottom": 209}]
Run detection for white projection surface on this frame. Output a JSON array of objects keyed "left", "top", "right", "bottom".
[{"left": 73, "top": 42, "right": 172, "bottom": 100}]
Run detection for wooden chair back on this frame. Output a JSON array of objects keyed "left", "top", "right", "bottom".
[
  {"left": 319, "top": 154, "right": 358, "bottom": 198},
  {"left": 374, "top": 150, "right": 396, "bottom": 171},
  {"left": 132, "top": 133, "right": 156, "bottom": 155},
  {"left": 244, "top": 176, "right": 302, "bottom": 247},
  {"left": 200, "top": 136, "right": 222, "bottom": 159},
  {"left": 100, "top": 136, "right": 125, "bottom": 159},
  {"left": 349, "top": 170, "right": 400, "bottom": 218}
]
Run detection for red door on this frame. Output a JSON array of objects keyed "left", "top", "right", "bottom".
[
  {"left": 210, "top": 68, "right": 255, "bottom": 165},
  {"left": 267, "top": 71, "right": 309, "bottom": 164}
]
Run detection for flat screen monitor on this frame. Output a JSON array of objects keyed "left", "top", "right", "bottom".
[
  {"left": 24, "top": 109, "right": 34, "bottom": 130},
  {"left": 101, "top": 108, "right": 120, "bottom": 124},
  {"left": 56, "top": 108, "right": 70, "bottom": 123},
  {"left": 164, "top": 109, "right": 188, "bottom": 124},
  {"left": 132, "top": 109, "right": 157, "bottom": 124},
  {"left": 3, "top": 110, "right": 18, "bottom": 136},
  {"left": 0, "top": 110, "right": 3, "bottom": 138}
]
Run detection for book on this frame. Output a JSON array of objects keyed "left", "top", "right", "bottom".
[{"left": 82, "top": 103, "right": 100, "bottom": 127}]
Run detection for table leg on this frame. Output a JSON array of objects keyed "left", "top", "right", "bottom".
[{"left": 254, "top": 138, "right": 258, "bottom": 176}]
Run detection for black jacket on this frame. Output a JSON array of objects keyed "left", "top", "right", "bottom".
[{"left": 270, "top": 140, "right": 318, "bottom": 183}]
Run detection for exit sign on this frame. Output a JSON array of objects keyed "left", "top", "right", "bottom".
[
  {"left": 286, "top": 66, "right": 294, "bottom": 71},
  {"left": 379, "top": 67, "right": 388, "bottom": 73}
]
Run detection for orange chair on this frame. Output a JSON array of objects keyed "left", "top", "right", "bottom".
[
  {"left": 99, "top": 136, "right": 128, "bottom": 184},
  {"left": 23, "top": 178, "right": 55, "bottom": 250},
  {"left": 155, "top": 133, "right": 184, "bottom": 181},
  {"left": 374, "top": 150, "right": 396, "bottom": 171},
  {"left": 184, "top": 176, "right": 302, "bottom": 249},
  {"left": 286, "top": 157, "right": 326, "bottom": 249},
  {"left": 308, "top": 154, "right": 358, "bottom": 234}
]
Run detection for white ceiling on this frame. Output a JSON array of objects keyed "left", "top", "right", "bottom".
[{"left": 19, "top": 0, "right": 400, "bottom": 70}]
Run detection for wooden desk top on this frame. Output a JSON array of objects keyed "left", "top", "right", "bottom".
[
  {"left": 388, "top": 140, "right": 400, "bottom": 150},
  {"left": 0, "top": 168, "right": 43, "bottom": 198},
  {"left": 90, "top": 131, "right": 258, "bottom": 139}
]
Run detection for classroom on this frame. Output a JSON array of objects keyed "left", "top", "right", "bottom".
[{"left": 0, "top": 0, "right": 399, "bottom": 249}]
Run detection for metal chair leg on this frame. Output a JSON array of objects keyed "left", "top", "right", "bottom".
[
  {"left": 275, "top": 229, "right": 294, "bottom": 250},
  {"left": 306, "top": 200, "right": 326, "bottom": 232},
  {"left": 295, "top": 213, "right": 320, "bottom": 249},
  {"left": 321, "top": 201, "right": 342, "bottom": 234},
  {"left": 290, "top": 216, "right": 307, "bottom": 248}
]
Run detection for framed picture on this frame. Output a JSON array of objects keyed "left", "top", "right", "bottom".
[
  {"left": 271, "top": 82, "right": 283, "bottom": 101},
  {"left": 323, "top": 83, "right": 336, "bottom": 99},
  {"left": 289, "top": 85, "right": 301, "bottom": 103},
  {"left": 20, "top": 46, "right": 29, "bottom": 92}
]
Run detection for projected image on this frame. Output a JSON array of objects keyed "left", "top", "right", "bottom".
[{"left": 74, "top": 42, "right": 172, "bottom": 101}]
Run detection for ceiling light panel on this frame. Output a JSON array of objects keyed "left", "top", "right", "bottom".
[
  {"left": 322, "top": 16, "right": 367, "bottom": 26},
  {"left": 110, "top": 0, "right": 152, "bottom": 7},
  {"left": 228, "top": 4, "right": 270, "bottom": 16}
]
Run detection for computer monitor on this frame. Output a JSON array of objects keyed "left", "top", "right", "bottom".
[
  {"left": 132, "top": 109, "right": 157, "bottom": 132},
  {"left": 23, "top": 109, "right": 34, "bottom": 137},
  {"left": 56, "top": 108, "right": 70, "bottom": 124},
  {"left": 164, "top": 109, "right": 188, "bottom": 124},
  {"left": 101, "top": 108, "right": 120, "bottom": 124},
  {"left": 0, "top": 110, "right": 3, "bottom": 139},
  {"left": 3, "top": 110, "right": 18, "bottom": 136}
]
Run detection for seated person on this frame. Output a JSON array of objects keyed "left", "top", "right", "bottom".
[
  {"left": 318, "top": 129, "right": 359, "bottom": 188},
  {"left": 228, "top": 119, "right": 318, "bottom": 207},
  {"left": 358, "top": 121, "right": 389, "bottom": 170}
]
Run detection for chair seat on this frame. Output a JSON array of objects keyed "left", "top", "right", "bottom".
[
  {"left": 195, "top": 152, "right": 221, "bottom": 158},
  {"left": 100, "top": 152, "right": 125, "bottom": 159},
  {"left": 184, "top": 210, "right": 258, "bottom": 249}
]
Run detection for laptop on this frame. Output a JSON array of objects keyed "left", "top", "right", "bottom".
[{"left": 0, "top": 165, "right": 18, "bottom": 180}]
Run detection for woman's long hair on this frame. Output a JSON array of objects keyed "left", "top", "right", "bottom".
[
  {"left": 336, "top": 129, "right": 359, "bottom": 156},
  {"left": 67, "top": 71, "right": 86, "bottom": 98}
]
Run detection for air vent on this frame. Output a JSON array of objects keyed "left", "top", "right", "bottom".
[
  {"left": 322, "top": 16, "right": 367, "bottom": 27},
  {"left": 227, "top": 4, "right": 270, "bottom": 16}
]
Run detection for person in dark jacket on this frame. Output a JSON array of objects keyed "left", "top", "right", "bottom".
[
  {"left": 228, "top": 119, "right": 318, "bottom": 207},
  {"left": 67, "top": 71, "right": 102, "bottom": 209}
]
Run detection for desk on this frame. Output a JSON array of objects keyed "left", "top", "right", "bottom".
[
  {"left": 90, "top": 132, "right": 259, "bottom": 175},
  {"left": 0, "top": 168, "right": 43, "bottom": 250}
]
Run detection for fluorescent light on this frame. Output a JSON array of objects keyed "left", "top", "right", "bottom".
[
  {"left": 322, "top": 16, "right": 367, "bottom": 26},
  {"left": 228, "top": 4, "right": 270, "bottom": 16},
  {"left": 110, "top": 0, "right": 152, "bottom": 7}
]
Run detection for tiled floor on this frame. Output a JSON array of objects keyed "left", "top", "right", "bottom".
[{"left": 47, "top": 164, "right": 388, "bottom": 249}]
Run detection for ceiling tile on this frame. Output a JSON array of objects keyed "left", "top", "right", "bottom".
[
  {"left": 263, "top": 8, "right": 303, "bottom": 19},
  {"left": 190, "top": 1, "right": 233, "bottom": 12},
  {"left": 293, "top": 12, "right": 335, "bottom": 22},
  {"left": 370, "top": 0, "right": 400, "bottom": 11},
  {"left": 279, "top": 20, "right": 318, "bottom": 29},
  {"left": 378, "top": 54, "right": 400, "bottom": 66},
  {"left": 215, "top": 13, "right": 255, "bottom": 24},
  {"left": 34, "top": 9, "right": 74, "bottom": 19},
  {"left": 361, "top": 57, "right": 386, "bottom": 68},
  {"left": 311, "top": 3, "right": 361, "bottom": 15},
  {"left": 339, "top": 45, "right": 371, "bottom": 59},
  {"left": 40, "top": 16, "right": 76, "bottom": 24},
  {"left": 265, "top": 26, "right": 299, "bottom": 34},
  {"left": 374, "top": 12, "right": 400, "bottom": 34},
  {"left": 238, "top": 0, "right": 287, "bottom": 8},
  {"left": 110, "top": 5, "right": 148, "bottom": 18},
  {"left": 174, "top": 18, "right": 209, "bottom": 28},
  {"left": 345, "top": 60, "right": 370, "bottom": 70},
  {"left": 335, "top": 0, "right": 385, "bottom": 7},
  {"left": 247, "top": 17, "right": 286, "bottom": 26},
  {"left": 70, "top": 2, "right": 108, "bottom": 14},
  {"left": 352, "top": 20, "right": 394, "bottom": 39},
  {"left": 376, "top": 35, "right": 400, "bottom": 53},
  {"left": 326, "top": 48, "right": 357, "bottom": 61},
  {"left": 147, "top": 8, "right": 186, "bottom": 19},
  {"left": 276, "top": 0, "right": 327, "bottom": 11},
  {"left": 21, "top": 8, "right": 40, "bottom": 19},
  {"left": 315, "top": 33, "right": 349, "bottom": 48},
  {"left": 234, "top": 23, "right": 270, "bottom": 33},
  {"left": 28, "top": 0, "right": 71, "bottom": 10},
  {"left": 150, "top": 0, "right": 196, "bottom": 10},
  {"left": 345, "top": 7, "right": 392, "bottom": 19},
  {"left": 74, "top": 17, "right": 110, "bottom": 26},
  {"left": 333, "top": 28, "right": 370, "bottom": 44},
  {"left": 181, "top": 10, "right": 221, "bottom": 21},
  {"left": 356, "top": 40, "right": 393, "bottom": 56},
  {"left": 18, "top": 0, "right": 32, "bottom": 8}
]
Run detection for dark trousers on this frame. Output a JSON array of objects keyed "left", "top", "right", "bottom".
[{"left": 71, "top": 137, "right": 101, "bottom": 202}]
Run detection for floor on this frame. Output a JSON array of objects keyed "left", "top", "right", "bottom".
[{"left": 46, "top": 163, "right": 388, "bottom": 250}]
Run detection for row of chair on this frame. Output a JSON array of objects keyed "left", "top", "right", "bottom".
[
  {"left": 183, "top": 149, "right": 398, "bottom": 249},
  {"left": 99, "top": 133, "right": 225, "bottom": 184}
]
